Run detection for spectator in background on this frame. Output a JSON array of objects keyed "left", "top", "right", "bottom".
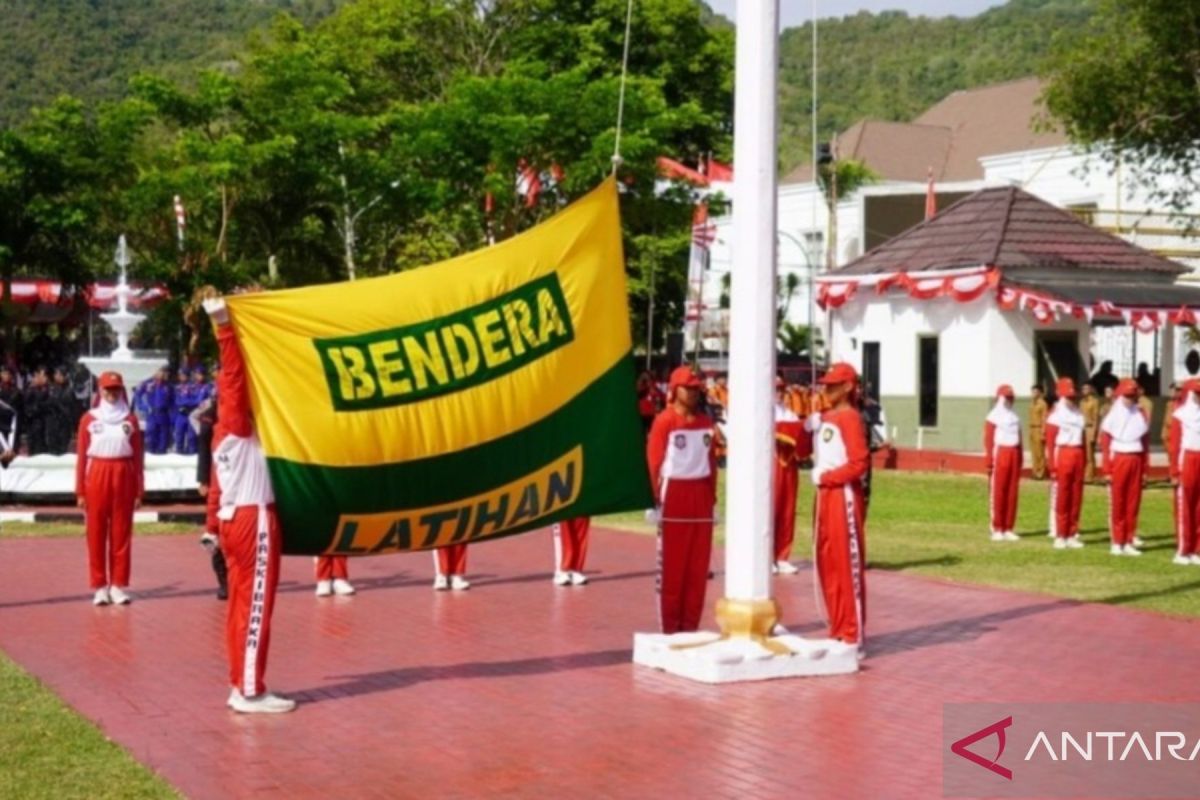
[
  {"left": 22, "top": 367, "right": 51, "bottom": 455},
  {"left": 46, "top": 367, "right": 76, "bottom": 454},
  {"left": 1090, "top": 361, "right": 1119, "bottom": 395}
]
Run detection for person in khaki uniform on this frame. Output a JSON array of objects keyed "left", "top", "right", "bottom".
[
  {"left": 1162, "top": 382, "right": 1181, "bottom": 446},
  {"left": 1080, "top": 384, "right": 1101, "bottom": 482},
  {"left": 1099, "top": 385, "right": 1114, "bottom": 426},
  {"left": 1029, "top": 384, "right": 1050, "bottom": 479},
  {"left": 1136, "top": 386, "right": 1154, "bottom": 443}
]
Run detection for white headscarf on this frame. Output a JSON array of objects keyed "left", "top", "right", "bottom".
[
  {"left": 985, "top": 396, "right": 1019, "bottom": 430},
  {"left": 1100, "top": 396, "right": 1148, "bottom": 442},
  {"left": 93, "top": 394, "right": 130, "bottom": 426},
  {"left": 1174, "top": 389, "right": 1200, "bottom": 431}
]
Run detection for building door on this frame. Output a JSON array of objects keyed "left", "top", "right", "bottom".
[
  {"left": 863, "top": 342, "right": 881, "bottom": 401},
  {"left": 1034, "top": 331, "right": 1085, "bottom": 396},
  {"left": 918, "top": 335, "right": 938, "bottom": 427}
]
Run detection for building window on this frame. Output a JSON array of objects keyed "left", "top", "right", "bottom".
[
  {"left": 863, "top": 342, "right": 880, "bottom": 401},
  {"left": 918, "top": 335, "right": 938, "bottom": 427}
]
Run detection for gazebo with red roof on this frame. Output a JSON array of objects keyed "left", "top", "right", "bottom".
[{"left": 814, "top": 185, "right": 1200, "bottom": 452}]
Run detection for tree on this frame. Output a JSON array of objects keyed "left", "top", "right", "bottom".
[
  {"left": 818, "top": 157, "right": 878, "bottom": 269},
  {"left": 1041, "top": 0, "right": 1200, "bottom": 211},
  {"left": 778, "top": 321, "right": 823, "bottom": 359}
]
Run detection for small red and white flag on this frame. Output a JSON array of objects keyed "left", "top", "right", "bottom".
[
  {"left": 516, "top": 160, "right": 542, "bottom": 208},
  {"left": 173, "top": 195, "right": 187, "bottom": 249},
  {"left": 924, "top": 167, "right": 937, "bottom": 220}
]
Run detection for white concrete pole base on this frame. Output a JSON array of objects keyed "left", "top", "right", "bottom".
[{"left": 632, "top": 631, "right": 859, "bottom": 683}]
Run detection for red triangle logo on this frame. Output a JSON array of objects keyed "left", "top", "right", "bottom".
[{"left": 950, "top": 716, "right": 1013, "bottom": 780}]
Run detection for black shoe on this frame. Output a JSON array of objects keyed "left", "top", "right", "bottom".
[{"left": 216, "top": 585, "right": 228, "bottom": 601}]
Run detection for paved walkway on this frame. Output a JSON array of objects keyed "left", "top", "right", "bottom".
[{"left": 1, "top": 528, "right": 1198, "bottom": 799}]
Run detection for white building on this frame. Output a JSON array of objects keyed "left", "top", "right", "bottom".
[{"left": 704, "top": 78, "right": 1200, "bottom": 371}]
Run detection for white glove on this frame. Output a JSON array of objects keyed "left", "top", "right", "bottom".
[
  {"left": 202, "top": 297, "right": 229, "bottom": 325},
  {"left": 200, "top": 532, "right": 219, "bottom": 551},
  {"left": 811, "top": 467, "right": 826, "bottom": 487},
  {"left": 645, "top": 507, "right": 661, "bottom": 525}
]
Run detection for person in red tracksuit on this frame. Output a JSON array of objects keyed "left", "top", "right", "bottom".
[
  {"left": 773, "top": 377, "right": 809, "bottom": 574},
  {"left": 983, "top": 384, "right": 1022, "bottom": 542},
  {"left": 1167, "top": 379, "right": 1200, "bottom": 566},
  {"left": 76, "top": 371, "right": 144, "bottom": 607},
  {"left": 1100, "top": 378, "right": 1150, "bottom": 557},
  {"left": 552, "top": 517, "right": 591, "bottom": 586},
  {"left": 433, "top": 545, "right": 470, "bottom": 591},
  {"left": 811, "top": 362, "right": 869, "bottom": 658},
  {"left": 1045, "top": 376, "right": 1086, "bottom": 550},
  {"left": 203, "top": 296, "right": 296, "bottom": 714},
  {"left": 314, "top": 555, "right": 355, "bottom": 597},
  {"left": 646, "top": 365, "right": 718, "bottom": 634}
]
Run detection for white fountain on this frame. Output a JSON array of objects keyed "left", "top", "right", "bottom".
[
  {"left": 79, "top": 236, "right": 168, "bottom": 388},
  {"left": 0, "top": 237, "right": 196, "bottom": 504}
]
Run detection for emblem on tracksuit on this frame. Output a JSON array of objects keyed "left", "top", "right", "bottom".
[
  {"left": 703, "top": 433, "right": 712, "bottom": 447},
  {"left": 121, "top": 422, "right": 133, "bottom": 436},
  {"left": 673, "top": 434, "right": 687, "bottom": 449},
  {"left": 822, "top": 428, "right": 834, "bottom": 442}
]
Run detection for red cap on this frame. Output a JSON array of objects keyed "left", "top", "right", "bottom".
[
  {"left": 668, "top": 365, "right": 705, "bottom": 394},
  {"left": 996, "top": 384, "right": 1014, "bottom": 398},
  {"left": 1115, "top": 378, "right": 1140, "bottom": 398},
  {"left": 1055, "top": 377, "right": 1076, "bottom": 399},
  {"left": 818, "top": 362, "right": 859, "bottom": 386},
  {"left": 97, "top": 371, "right": 124, "bottom": 390}
]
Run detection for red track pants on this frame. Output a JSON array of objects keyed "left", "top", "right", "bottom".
[
  {"left": 814, "top": 483, "right": 867, "bottom": 645},
  {"left": 658, "top": 480, "right": 714, "bottom": 634},
  {"left": 1051, "top": 447, "right": 1085, "bottom": 538},
  {"left": 84, "top": 458, "right": 138, "bottom": 589},
  {"left": 1107, "top": 453, "right": 1145, "bottom": 546},
  {"left": 988, "top": 445, "right": 1021, "bottom": 533},
  {"left": 314, "top": 556, "right": 349, "bottom": 581},
  {"left": 221, "top": 504, "right": 281, "bottom": 698},
  {"left": 1175, "top": 451, "right": 1200, "bottom": 557},
  {"left": 553, "top": 518, "right": 590, "bottom": 572},
  {"left": 435, "top": 545, "right": 468, "bottom": 576},
  {"left": 773, "top": 460, "right": 799, "bottom": 562}
]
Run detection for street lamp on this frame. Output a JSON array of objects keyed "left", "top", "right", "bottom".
[
  {"left": 337, "top": 143, "right": 401, "bottom": 282},
  {"left": 777, "top": 229, "right": 819, "bottom": 385}
]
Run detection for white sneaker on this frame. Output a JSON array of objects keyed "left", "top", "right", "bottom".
[
  {"left": 826, "top": 639, "right": 860, "bottom": 659},
  {"left": 433, "top": 575, "right": 449, "bottom": 591},
  {"left": 1132, "top": 536, "right": 1146, "bottom": 547},
  {"left": 1122, "top": 544, "right": 1142, "bottom": 556},
  {"left": 92, "top": 588, "right": 110, "bottom": 606},
  {"left": 775, "top": 560, "right": 800, "bottom": 574},
  {"left": 228, "top": 690, "right": 296, "bottom": 714},
  {"left": 569, "top": 571, "right": 588, "bottom": 585},
  {"left": 1190, "top": 555, "right": 1200, "bottom": 566},
  {"left": 109, "top": 586, "right": 132, "bottom": 605},
  {"left": 1066, "top": 537, "right": 1084, "bottom": 549},
  {"left": 1003, "top": 531, "right": 1020, "bottom": 542},
  {"left": 1173, "top": 554, "right": 1191, "bottom": 566},
  {"left": 1053, "top": 538, "right": 1068, "bottom": 550},
  {"left": 1111, "top": 544, "right": 1125, "bottom": 556},
  {"left": 450, "top": 575, "right": 471, "bottom": 591},
  {"left": 315, "top": 580, "right": 333, "bottom": 597},
  {"left": 770, "top": 563, "right": 779, "bottom": 575},
  {"left": 990, "top": 532, "right": 1005, "bottom": 542},
  {"left": 553, "top": 571, "right": 571, "bottom": 586},
  {"left": 331, "top": 579, "right": 356, "bottom": 596}
]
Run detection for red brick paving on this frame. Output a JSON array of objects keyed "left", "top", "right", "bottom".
[{"left": 1, "top": 528, "right": 1198, "bottom": 799}]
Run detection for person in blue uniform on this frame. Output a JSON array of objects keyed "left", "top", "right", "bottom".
[
  {"left": 138, "top": 368, "right": 174, "bottom": 454},
  {"left": 173, "top": 367, "right": 200, "bottom": 454}
]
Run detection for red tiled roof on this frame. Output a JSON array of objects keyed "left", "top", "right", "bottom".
[
  {"left": 784, "top": 78, "right": 1068, "bottom": 184},
  {"left": 834, "top": 186, "right": 1188, "bottom": 276}
]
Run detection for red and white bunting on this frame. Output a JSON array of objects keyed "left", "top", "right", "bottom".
[{"left": 818, "top": 268, "right": 1200, "bottom": 332}]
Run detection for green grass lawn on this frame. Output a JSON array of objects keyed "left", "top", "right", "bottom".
[
  {"left": 599, "top": 470, "right": 1200, "bottom": 618},
  {"left": 0, "top": 657, "right": 177, "bottom": 800},
  {"left": 0, "top": 522, "right": 195, "bottom": 539}
]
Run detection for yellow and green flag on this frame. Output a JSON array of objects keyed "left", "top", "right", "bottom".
[{"left": 225, "top": 178, "right": 652, "bottom": 555}]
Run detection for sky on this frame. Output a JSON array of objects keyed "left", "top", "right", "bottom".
[{"left": 708, "top": 0, "right": 1009, "bottom": 28}]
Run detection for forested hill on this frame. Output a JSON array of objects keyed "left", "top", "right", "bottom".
[
  {"left": 0, "top": 0, "right": 1091, "bottom": 170},
  {"left": 0, "top": 0, "right": 345, "bottom": 126},
  {"left": 778, "top": 0, "right": 1093, "bottom": 170}
]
